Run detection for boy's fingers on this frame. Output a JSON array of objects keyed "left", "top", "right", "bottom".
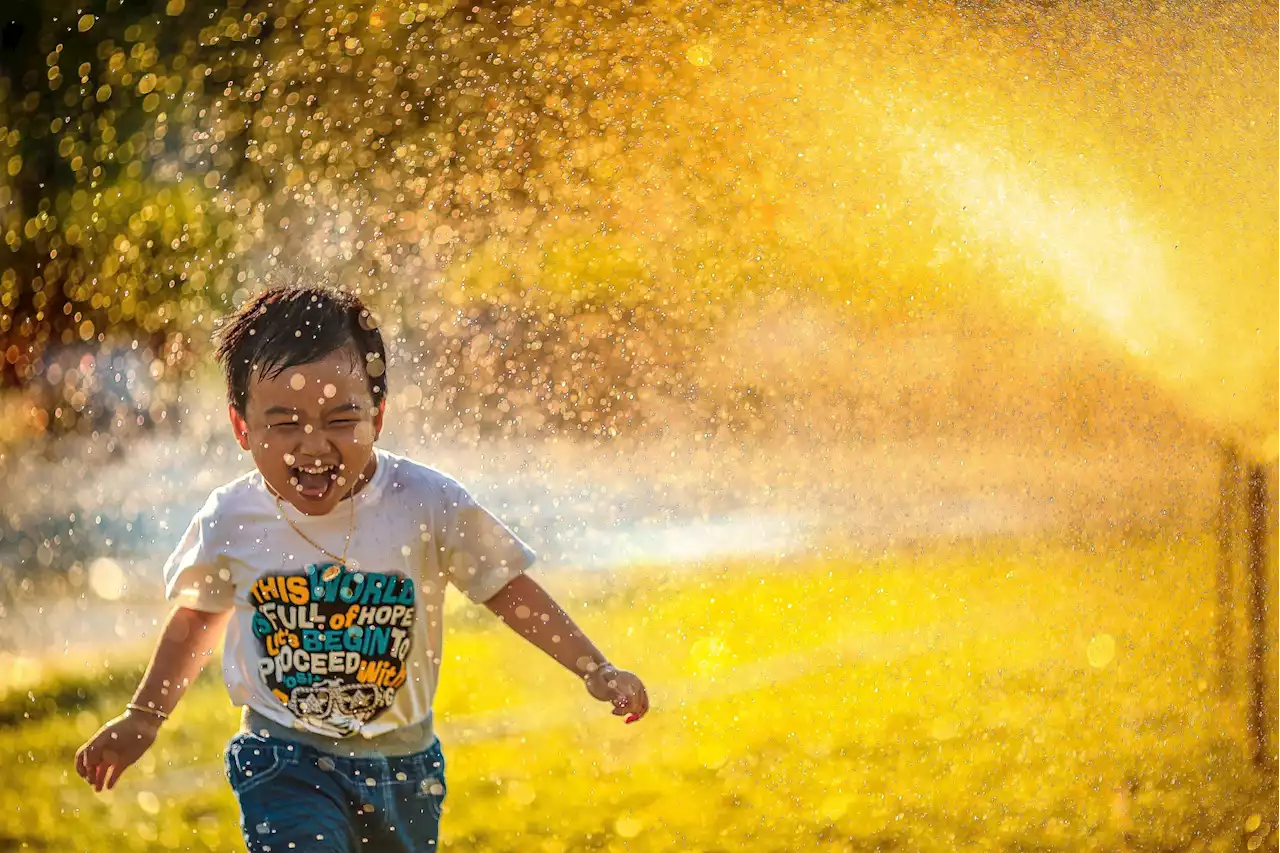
[
  {"left": 628, "top": 687, "right": 650, "bottom": 722},
  {"left": 95, "top": 754, "right": 117, "bottom": 792},
  {"left": 611, "top": 684, "right": 648, "bottom": 718},
  {"left": 105, "top": 762, "right": 126, "bottom": 790}
]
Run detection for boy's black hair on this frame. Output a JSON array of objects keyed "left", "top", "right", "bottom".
[{"left": 212, "top": 282, "right": 387, "bottom": 416}]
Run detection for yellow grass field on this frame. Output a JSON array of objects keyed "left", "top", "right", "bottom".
[{"left": 1, "top": 535, "right": 1275, "bottom": 852}]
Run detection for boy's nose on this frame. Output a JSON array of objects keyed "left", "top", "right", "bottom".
[{"left": 296, "top": 430, "right": 335, "bottom": 457}]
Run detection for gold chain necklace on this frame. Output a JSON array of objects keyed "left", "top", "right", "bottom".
[{"left": 271, "top": 488, "right": 356, "bottom": 581}]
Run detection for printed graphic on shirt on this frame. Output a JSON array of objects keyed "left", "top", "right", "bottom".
[{"left": 249, "top": 564, "right": 415, "bottom": 735}]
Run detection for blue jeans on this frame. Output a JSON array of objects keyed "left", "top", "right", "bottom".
[{"left": 225, "top": 731, "right": 447, "bottom": 853}]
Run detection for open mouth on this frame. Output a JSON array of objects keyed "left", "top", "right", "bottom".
[{"left": 288, "top": 462, "right": 340, "bottom": 500}]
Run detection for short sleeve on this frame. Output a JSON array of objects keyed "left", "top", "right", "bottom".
[
  {"left": 162, "top": 492, "right": 235, "bottom": 613},
  {"left": 438, "top": 480, "right": 536, "bottom": 604}
]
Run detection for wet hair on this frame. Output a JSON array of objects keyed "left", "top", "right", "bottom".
[{"left": 212, "top": 282, "right": 387, "bottom": 416}]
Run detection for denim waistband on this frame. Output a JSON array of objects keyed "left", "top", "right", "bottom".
[{"left": 240, "top": 706, "right": 438, "bottom": 758}]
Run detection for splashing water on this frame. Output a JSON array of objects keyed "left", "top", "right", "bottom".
[
  {"left": 0, "top": 0, "right": 1273, "bottom": 604},
  {"left": 1, "top": 0, "right": 1272, "bottom": 460}
]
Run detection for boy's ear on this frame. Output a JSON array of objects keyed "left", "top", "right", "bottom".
[
  {"left": 372, "top": 398, "right": 386, "bottom": 440},
  {"left": 229, "top": 405, "right": 251, "bottom": 451}
]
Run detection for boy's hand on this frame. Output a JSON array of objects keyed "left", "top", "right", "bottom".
[
  {"left": 74, "top": 709, "right": 163, "bottom": 792},
  {"left": 584, "top": 664, "right": 649, "bottom": 724}
]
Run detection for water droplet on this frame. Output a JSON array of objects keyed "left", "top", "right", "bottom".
[
  {"left": 136, "top": 790, "right": 160, "bottom": 815},
  {"left": 88, "top": 558, "right": 126, "bottom": 601},
  {"left": 1087, "top": 634, "right": 1116, "bottom": 668},
  {"left": 686, "top": 44, "right": 713, "bottom": 67},
  {"left": 615, "top": 815, "right": 644, "bottom": 838}
]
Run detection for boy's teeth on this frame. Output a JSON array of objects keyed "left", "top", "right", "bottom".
[{"left": 294, "top": 466, "right": 333, "bottom": 498}]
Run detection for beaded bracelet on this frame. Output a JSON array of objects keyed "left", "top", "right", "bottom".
[{"left": 126, "top": 703, "right": 170, "bottom": 722}]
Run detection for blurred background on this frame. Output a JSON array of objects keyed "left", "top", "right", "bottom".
[{"left": 0, "top": 0, "right": 1276, "bottom": 850}]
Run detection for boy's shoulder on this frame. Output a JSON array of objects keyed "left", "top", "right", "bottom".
[
  {"left": 375, "top": 449, "right": 471, "bottom": 505},
  {"left": 194, "top": 467, "right": 272, "bottom": 521}
]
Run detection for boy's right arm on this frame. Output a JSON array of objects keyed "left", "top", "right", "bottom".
[{"left": 74, "top": 604, "right": 232, "bottom": 792}]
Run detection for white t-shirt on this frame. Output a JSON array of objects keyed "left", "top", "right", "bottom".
[{"left": 162, "top": 447, "right": 535, "bottom": 741}]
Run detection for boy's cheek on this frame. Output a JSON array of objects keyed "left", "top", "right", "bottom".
[{"left": 353, "top": 423, "right": 376, "bottom": 445}]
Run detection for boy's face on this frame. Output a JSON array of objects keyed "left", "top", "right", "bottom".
[{"left": 229, "top": 348, "right": 385, "bottom": 516}]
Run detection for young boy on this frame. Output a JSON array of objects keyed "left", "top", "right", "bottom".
[{"left": 74, "top": 283, "right": 649, "bottom": 852}]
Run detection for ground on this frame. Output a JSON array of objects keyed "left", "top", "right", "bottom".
[{"left": 1, "top": 534, "right": 1275, "bottom": 852}]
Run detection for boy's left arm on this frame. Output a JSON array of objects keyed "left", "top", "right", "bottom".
[{"left": 484, "top": 574, "right": 649, "bottom": 723}]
